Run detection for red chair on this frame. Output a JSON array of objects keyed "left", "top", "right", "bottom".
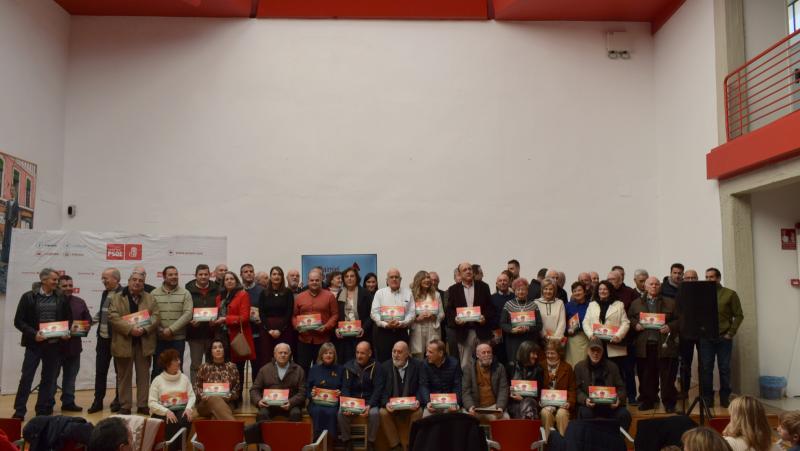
[
  {"left": 153, "top": 420, "right": 187, "bottom": 451},
  {"left": 709, "top": 417, "right": 730, "bottom": 434},
  {"left": 257, "top": 422, "right": 327, "bottom": 451},
  {"left": 488, "top": 419, "right": 546, "bottom": 451},
  {"left": 0, "top": 418, "right": 22, "bottom": 443},
  {"left": 191, "top": 420, "right": 246, "bottom": 451}
]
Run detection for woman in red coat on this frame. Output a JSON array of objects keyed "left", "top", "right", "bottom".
[{"left": 215, "top": 271, "right": 256, "bottom": 405}]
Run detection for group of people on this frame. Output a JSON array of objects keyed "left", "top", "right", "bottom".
[{"left": 11, "top": 258, "right": 749, "bottom": 450}]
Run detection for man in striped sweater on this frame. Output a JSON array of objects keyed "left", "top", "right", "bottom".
[{"left": 151, "top": 265, "right": 193, "bottom": 380}]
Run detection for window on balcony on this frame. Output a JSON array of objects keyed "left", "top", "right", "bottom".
[{"left": 790, "top": 0, "right": 800, "bottom": 33}]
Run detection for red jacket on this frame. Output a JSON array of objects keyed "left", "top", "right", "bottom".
[{"left": 216, "top": 289, "right": 256, "bottom": 362}]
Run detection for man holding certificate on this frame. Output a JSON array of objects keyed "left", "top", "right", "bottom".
[
  {"left": 378, "top": 341, "right": 424, "bottom": 451},
  {"left": 108, "top": 269, "right": 161, "bottom": 415},
  {"left": 370, "top": 268, "right": 415, "bottom": 363},
  {"left": 292, "top": 268, "right": 338, "bottom": 372},
  {"left": 339, "top": 341, "right": 381, "bottom": 451},
  {"left": 446, "top": 262, "right": 495, "bottom": 369},
  {"left": 59, "top": 274, "right": 92, "bottom": 412},
  {"left": 12, "top": 268, "right": 72, "bottom": 420},
  {"left": 628, "top": 276, "right": 679, "bottom": 412},
  {"left": 574, "top": 337, "right": 631, "bottom": 430}
]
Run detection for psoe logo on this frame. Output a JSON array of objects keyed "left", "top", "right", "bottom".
[{"left": 106, "top": 243, "right": 143, "bottom": 260}]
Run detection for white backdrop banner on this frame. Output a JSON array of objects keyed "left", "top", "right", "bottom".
[{"left": 0, "top": 230, "right": 226, "bottom": 394}]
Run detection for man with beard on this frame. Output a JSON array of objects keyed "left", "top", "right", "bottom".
[{"left": 378, "top": 341, "right": 423, "bottom": 451}]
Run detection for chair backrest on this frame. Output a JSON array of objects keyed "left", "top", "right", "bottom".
[
  {"left": 708, "top": 417, "right": 730, "bottom": 434},
  {"left": 194, "top": 420, "right": 245, "bottom": 450},
  {"left": 154, "top": 420, "right": 165, "bottom": 444},
  {"left": 260, "top": 422, "right": 313, "bottom": 451},
  {"left": 489, "top": 419, "right": 543, "bottom": 451},
  {"left": 0, "top": 418, "right": 22, "bottom": 442}
]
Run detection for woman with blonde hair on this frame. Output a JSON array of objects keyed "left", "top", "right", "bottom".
[
  {"left": 409, "top": 271, "right": 444, "bottom": 358},
  {"left": 722, "top": 395, "right": 777, "bottom": 451},
  {"left": 682, "top": 426, "right": 733, "bottom": 451},
  {"left": 534, "top": 278, "right": 566, "bottom": 342}
]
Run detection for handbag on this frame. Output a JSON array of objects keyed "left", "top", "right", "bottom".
[{"left": 230, "top": 314, "right": 251, "bottom": 357}]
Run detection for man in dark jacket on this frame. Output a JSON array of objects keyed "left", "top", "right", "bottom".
[
  {"left": 185, "top": 264, "right": 219, "bottom": 383},
  {"left": 628, "top": 277, "right": 679, "bottom": 412},
  {"left": 89, "top": 268, "right": 123, "bottom": 414},
  {"left": 58, "top": 274, "right": 92, "bottom": 412},
  {"left": 378, "top": 341, "right": 424, "bottom": 451},
  {"left": 250, "top": 343, "right": 306, "bottom": 422},
  {"left": 446, "top": 262, "right": 496, "bottom": 369},
  {"left": 420, "top": 339, "right": 462, "bottom": 417},
  {"left": 462, "top": 343, "right": 509, "bottom": 421},
  {"left": 13, "top": 268, "right": 72, "bottom": 419},
  {"left": 574, "top": 337, "right": 632, "bottom": 430},
  {"left": 338, "top": 341, "right": 380, "bottom": 451}
]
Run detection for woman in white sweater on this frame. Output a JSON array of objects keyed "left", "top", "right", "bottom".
[
  {"left": 148, "top": 348, "right": 195, "bottom": 450},
  {"left": 582, "top": 280, "right": 630, "bottom": 369},
  {"left": 534, "top": 278, "right": 566, "bottom": 342}
]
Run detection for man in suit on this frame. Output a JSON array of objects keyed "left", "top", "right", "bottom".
[
  {"left": 445, "top": 262, "right": 496, "bottom": 368},
  {"left": 377, "top": 341, "right": 424, "bottom": 451}
]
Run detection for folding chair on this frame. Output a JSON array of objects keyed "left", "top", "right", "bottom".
[
  {"left": 191, "top": 420, "right": 247, "bottom": 450},
  {"left": 257, "top": 421, "right": 327, "bottom": 451},
  {"left": 487, "top": 419, "right": 546, "bottom": 451}
]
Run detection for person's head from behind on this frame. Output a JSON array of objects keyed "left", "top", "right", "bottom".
[
  {"left": 778, "top": 410, "right": 800, "bottom": 446},
  {"left": 681, "top": 426, "right": 732, "bottom": 451},
  {"left": 89, "top": 417, "right": 132, "bottom": 451},
  {"left": 724, "top": 395, "right": 772, "bottom": 451}
]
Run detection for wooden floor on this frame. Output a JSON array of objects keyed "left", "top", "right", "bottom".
[{"left": 0, "top": 386, "right": 786, "bottom": 450}]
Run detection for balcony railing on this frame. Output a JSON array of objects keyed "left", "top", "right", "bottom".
[{"left": 725, "top": 28, "right": 800, "bottom": 141}]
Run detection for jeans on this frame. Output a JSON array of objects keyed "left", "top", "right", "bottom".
[
  {"left": 59, "top": 354, "right": 81, "bottom": 406},
  {"left": 699, "top": 337, "right": 732, "bottom": 403},
  {"left": 14, "top": 343, "right": 62, "bottom": 417},
  {"left": 151, "top": 339, "right": 186, "bottom": 380}
]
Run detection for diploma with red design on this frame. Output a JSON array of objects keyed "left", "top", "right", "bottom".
[
  {"left": 510, "top": 311, "right": 536, "bottom": 327},
  {"left": 202, "top": 383, "right": 229, "bottom": 397},
  {"left": 415, "top": 300, "right": 439, "bottom": 316},
  {"left": 388, "top": 397, "right": 417, "bottom": 410},
  {"left": 380, "top": 306, "right": 405, "bottom": 322},
  {"left": 296, "top": 314, "right": 323, "bottom": 332},
  {"left": 589, "top": 386, "right": 618, "bottom": 404},
  {"left": 429, "top": 393, "right": 458, "bottom": 410},
  {"left": 540, "top": 389, "right": 567, "bottom": 407},
  {"left": 313, "top": 388, "right": 339, "bottom": 407},
  {"left": 193, "top": 307, "right": 218, "bottom": 322},
  {"left": 456, "top": 307, "right": 481, "bottom": 323},
  {"left": 639, "top": 313, "right": 665, "bottom": 330},
  {"left": 592, "top": 323, "right": 619, "bottom": 340},
  {"left": 160, "top": 391, "right": 189, "bottom": 410},
  {"left": 511, "top": 380, "right": 539, "bottom": 397},
  {"left": 337, "top": 320, "right": 362, "bottom": 337},
  {"left": 71, "top": 320, "right": 90, "bottom": 337},
  {"left": 263, "top": 389, "right": 289, "bottom": 406},
  {"left": 39, "top": 321, "right": 70, "bottom": 338},
  {"left": 340, "top": 396, "right": 366, "bottom": 414},
  {"left": 123, "top": 311, "right": 151, "bottom": 328},
  {"left": 567, "top": 313, "right": 581, "bottom": 334}
]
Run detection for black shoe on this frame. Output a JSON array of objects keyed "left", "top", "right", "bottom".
[
  {"left": 110, "top": 402, "right": 121, "bottom": 413},
  {"left": 638, "top": 402, "right": 655, "bottom": 411},
  {"left": 137, "top": 407, "right": 150, "bottom": 415},
  {"left": 11, "top": 414, "right": 24, "bottom": 421},
  {"left": 119, "top": 408, "right": 132, "bottom": 415},
  {"left": 88, "top": 403, "right": 103, "bottom": 414},
  {"left": 664, "top": 404, "right": 676, "bottom": 413},
  {"left": 62, "top": 404, "right": 83, "bottom": 412},
  {"left": 628, "top": 398, "right": 639, "bottom": 406}
]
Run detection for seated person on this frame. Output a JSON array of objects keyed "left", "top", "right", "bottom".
[
  {"left": 338, "top": 341, "right": 381, "bottom": 451},
  {"left": 574, "top": 337, "right": 631, "bottom": 430},
  {"left": 193, "top": 339, "right": 239, "bottom": 420},
  {"left": 681, "top": 427, "right": 735, "bottom": 451},
  {"left": 420, "top": 338, "right": 462, "bottom": 417},
  {"left": 778, "top": 410, "right": 800, "bottom": 451},
  {"left": 463, "top": 343, "right": 510, "bottom": 421},
  {"left": 378, "top": 341, "right": 424, "bottom": 451},
  {"left": 148, "top": 349, "right": 195, "bottom": 451},
  {"left": 508, "top": 340, "right": 543, "bottom": 420},
  {"left": 250, "top": 343, "right": 306, "bottom": 422},
  {"left": 540, "top": 340, "right": 576, "bottom": 438},
  {"left": 722, "top": 395, "right": 775, "bottom": 451},
  {"left": 307, "top": 343, "right": 343, "bottom": 444},
  {"left": 88, "top": 417, "right": 133, "bottom": 451}
]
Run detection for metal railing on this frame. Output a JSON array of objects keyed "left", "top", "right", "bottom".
[{"left": 724, "top": 28, "right": 800, "bottom": 141}]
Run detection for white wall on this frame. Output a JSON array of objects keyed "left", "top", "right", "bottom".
[
  {"left": 653, "top": 0, "right": 723, "bottom": 274},
  {"left": 743, "top": 0, "right": 788, "bottom": 61},
  {"left": 0, "top": 0, "right": 70, "bottom": 234},
  {"left": 751, "top": 182, "right": 800, "bottom": 393},
  {"left": 62, "top": 17, "right": 670, "bottom": 284}
]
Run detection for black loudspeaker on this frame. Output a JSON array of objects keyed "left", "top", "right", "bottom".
[{"left": 676, "top": 281, "right": 719, "bottom": 341}]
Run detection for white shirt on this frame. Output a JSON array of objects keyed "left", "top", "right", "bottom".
[
  {"left": 462, "top": 283, "right": 475, "bottom": 307},
  {"left": 370, "top": 286, "right": 415, "bottom": 328}
]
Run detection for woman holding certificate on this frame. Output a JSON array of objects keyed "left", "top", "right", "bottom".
[
  {"left": 335, "top": 268, "right": 374, "bottom": 364},
  {"left": 215, "top": 272, "right": 256, "bottom": 403},
  {"left": 307, "top": 343, "right": 344, "bottom": 445},
  {"left": 508, "top": 340, "right": 544, "bottom": 420},
  {"left": 148, "top": 349, "right": 195, "bottom": 451},
  {"left": 260, "top": 266, "right": 296, "bottom": 362},
  {"left": 565, "top": 282, "right": 591, "bottom": 367},
  {"left": 582, "top": 280, "right": 630, "bottom": 371},
  {"left": 533, "top": 278, "right": 566, "bottom": 343},
  {"left": 500, "top": 277, "right": 543, "bottom": 377},
  {"left": 409, "top": 271, "right": 445, "bottom": 359},
  {"left": 193, "top": 339, "right": 239, "bottom": 420},
  {"left": 539, "top": 340, "right": 577, "bottom": 439}
]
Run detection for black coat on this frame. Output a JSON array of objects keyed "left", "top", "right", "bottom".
[
  {"left": 564, "top": 419, "right": 627, "bottom": 451},
  {"left": 342, "top": 358, "right": 381, "bottom": 407},
  {"left": 14, "top": 289, "right": 72, "bottom": 347},
  {"left": 377, "top": 358, "right": 425, "bottom": 407},
  {"left": 336, "top": 286, "right": 375, "bottom": 337},
  {"left": 445, "top": 280, "right": 495, "bottom": 341},
  {"left": 409, "top": 412, "right": 488, "bottom": 451},
  {"left": 23, "top": 415, "right": 92, "bottom": 451}
]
